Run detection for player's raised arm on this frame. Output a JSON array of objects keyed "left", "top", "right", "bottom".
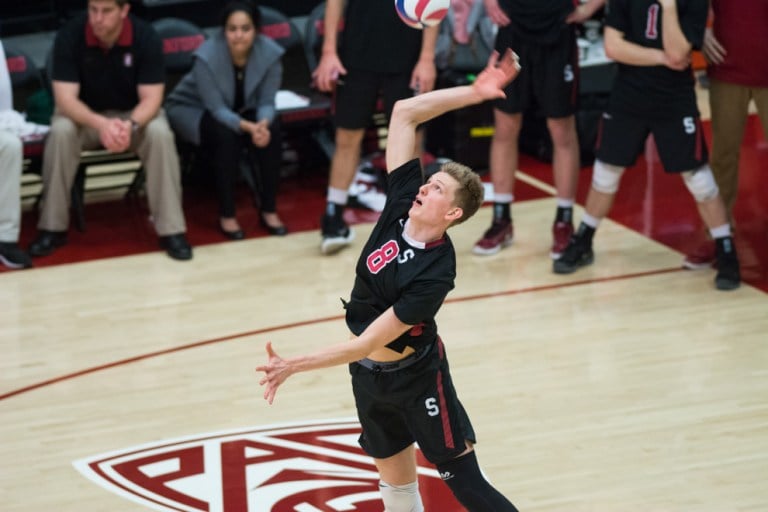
[{"left": 385, "top": 49, "right": 520, "bottom": 172}]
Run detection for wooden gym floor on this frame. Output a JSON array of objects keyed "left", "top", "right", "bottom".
[{"left": 2, "top": 133, "right": 767, "bottom": 510}]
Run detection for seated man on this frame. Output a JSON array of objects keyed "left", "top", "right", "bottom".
[
  {"left": 0, "top": 41, "right": 32, "bottom": 269},
  {"left": 0, "top": 131, "right": 31, "bottom": 269},
  {"left": 29, "top": 0, "right": 192, "bottom": 261}
]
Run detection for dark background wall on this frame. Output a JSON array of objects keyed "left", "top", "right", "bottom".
[{"left": 0, "top": 0, "right": 323, "bottom": 36}]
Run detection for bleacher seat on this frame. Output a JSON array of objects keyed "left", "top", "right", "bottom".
[
  {"left": 259, "top": 5, "right": 335, "bottom": 163},
  {"left": 153, "top": 17, "right": 206, "bottom": 92},
  {"left": 4, "top": 44, "right": 45, "bottom": 117},
  {"left": 6, "top": 43, "right": 48, "bottom": 200}
]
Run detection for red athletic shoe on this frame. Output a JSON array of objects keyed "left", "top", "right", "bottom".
[
  {"left": 472, "top": 219, "right": 513, "bottom": 255},
  {"left": 683, "top": 240, "right": 716, "bottom": 270},
  {"left": 550, "top": 221, "right": 574, "bottom": 259}
]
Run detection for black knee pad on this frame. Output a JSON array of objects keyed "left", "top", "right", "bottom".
[{"left": 436, "top": 451, "right": 519, "bottom": 512}]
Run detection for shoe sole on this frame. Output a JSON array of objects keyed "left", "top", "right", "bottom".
[
  {"left": 552, "top": 252, "right": 594, "bottom": 274},
  {"left": 0, "top": 254, "right": 32, "bottom": 269},
  {"left": 166, "top": 251, "right": 193, "bottom": 261},
  {"left": 682, "top": 259, "right": 715, "bottom": 270},
  {"left": 321, "top": 229, "right": 355, "bottom": 255},
  {"left": 472, "top": 236, "right": 513, "bottom": 256},
  {"left": 29, "top": 241, "right": 67, "bottom": 257},
  {"left": 550, "top": 249, "right": 565, "bottom": 260},
  {"left": 715, "top": 278, "right": 740, "bottom": 291}
]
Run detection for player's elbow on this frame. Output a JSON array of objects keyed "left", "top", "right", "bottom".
[
  {"left": 391, "top": 98, "right": 413, "bottom": 123},
  {"left": 603, "top": 42, "right": 619, "bottom": 62},
  {"left": 603, "top": 30, "right": 624, "bottom": 62},
  {"left": 665, "top": 49, "right": 690, "bottom": 69}
]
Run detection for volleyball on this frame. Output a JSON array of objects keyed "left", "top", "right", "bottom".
[{"left": 394, "top": 0, "right": 450, "bottom": 29}]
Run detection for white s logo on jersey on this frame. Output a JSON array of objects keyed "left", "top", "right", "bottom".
[
  {"left": 564, "top": 64, "right": 574, "bottom": 82},
  {"left": 398, "top": 248, "right": 415, "bottom": 264},
  {"left": 425, "top": 397, "right": 440, "bottom": 417}
]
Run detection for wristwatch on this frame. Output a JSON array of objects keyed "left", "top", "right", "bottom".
[{"left": 130, "top": 119, "right": 140, "bottom": 133}]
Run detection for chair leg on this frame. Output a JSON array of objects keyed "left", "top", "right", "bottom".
[
  {"left": 71, "top": 166, "right": 87, "bottom": 232},
  {"left": 125, "top": 166, "right": 145, "bottom": 200},
  {"left": 311, "top": 127, "right": 336, "bottom": 161}
]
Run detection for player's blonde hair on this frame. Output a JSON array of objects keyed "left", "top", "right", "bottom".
[{"left": 441, "top": 161, "right": 484, "bottom": 226}]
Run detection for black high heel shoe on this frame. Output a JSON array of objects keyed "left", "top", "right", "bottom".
[
  {"left": 219, "top": 221, "right": 245, "bottom": 240},
  {"left": 260, "top": 216, "right": 288, "bottom": 236}
]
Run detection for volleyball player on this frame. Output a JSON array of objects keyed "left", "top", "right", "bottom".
[
  {"left": 553, "top": 0, "right": 741, "bottom": 291},
  {"left": 256, "top": 50, "right": 521, "bottom": 512}
]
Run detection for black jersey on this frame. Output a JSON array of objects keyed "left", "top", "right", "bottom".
[
  {"left": 498, "top": 0, "right": 576, "bottom": 44},
  {"left": 51, "top": 13, "right": 164, "bottom": 112},
  {"left": 606, "top": 0, "right": 707, "bottom": 117},
  {"left": 345, "top": 159, "right": 456, "bottom": 353},
  {"left": 340, "top": 0, "right": 422, "bottom": 73}
]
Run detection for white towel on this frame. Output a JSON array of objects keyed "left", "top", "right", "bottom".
[{"left": 0, "top": 41, "right": 13, "bottom": 111}]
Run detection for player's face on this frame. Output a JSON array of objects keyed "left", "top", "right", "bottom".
[
  {"left": 88, "top": 1, "right": 129, "bottom": 43},
  {"left": 225, "top": 11, "right": 257, "bottom": 60},
  {"left": 410, "top": 172, "right": 461, "bottom": 225}
]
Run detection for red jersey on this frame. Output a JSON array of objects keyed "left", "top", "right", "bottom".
[{"left": 708, "top": 0, "right": 768, "bottom": 87}]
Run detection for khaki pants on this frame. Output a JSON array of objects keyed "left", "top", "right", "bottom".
[
  {"left": 0, "top": 130, "right": 23, "bottom": 242},
  {"left": 708, "top": 78, "right": 768, "bottom": 218},
  {"left": 38, "top": 109, "right": 186, "bottom": 236}
]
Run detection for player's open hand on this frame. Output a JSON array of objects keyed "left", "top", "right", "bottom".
[
  {"left": 472, "top": 49, "right": 520, "bottom": 100},
  {"left": 313, "top": 52, "right": 347, "bottom": 92},
  {"left": 255, "top": 341, "right": 292, "bottom": 404},
  {"left": 482, "top": 0, "right": 511, "bottom": 26}
]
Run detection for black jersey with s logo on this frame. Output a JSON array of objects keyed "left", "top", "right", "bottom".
[
  {"left": 345, "top": 159, "right": 456, "bottom": 353},
  {"left": 606, "top": 0, "right": 707, "bottom": 117}
]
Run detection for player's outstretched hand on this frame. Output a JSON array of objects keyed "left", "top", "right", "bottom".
[
  {"left": 472, "top": 49, "right": 520, "bottom": 101},
  {"left": 255, "top": 341, "right": 292, "bottom": 405}
]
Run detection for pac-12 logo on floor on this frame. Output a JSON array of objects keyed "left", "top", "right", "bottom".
[{"left": 73, "top": 418, "right": 464, "bottom": 511}]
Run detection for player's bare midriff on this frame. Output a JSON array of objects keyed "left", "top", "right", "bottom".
[{"left": 350, "top": 335, "right": 417, "bottom": 363}]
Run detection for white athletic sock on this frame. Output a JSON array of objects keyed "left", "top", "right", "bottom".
[
  {"left": 582, "top": 212, "right": 601, "bottom": 229},
  {"left": 326, "top": 187, "right": 348, "bottom": 205},
  {"left": 709, "top": 224, "right": 731, "bottom": 239}
]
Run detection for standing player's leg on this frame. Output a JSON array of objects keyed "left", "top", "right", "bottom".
[
  {"left": 541, "top": 25, "right": 581, "bottom": 258},
  {"left": 655, "top": 114, "right": 740, "bottom": 290},
  {"left": 553, "top": 110, "right": 645, "bottom": 274},
  {"left": 547, "top": 114, "right": 580, "bottom": 258},
  {"left": 473, "top": 25, "right": 524, "bottom": 256},
  {"left": 322, "top": 126, "right": 365, "bottom": 248},
  {"left": 473, "top": 108, "right": 519, "bottom": 255},
  {"left": 321, "top": 69, "right": 380, "bottom": 255}
]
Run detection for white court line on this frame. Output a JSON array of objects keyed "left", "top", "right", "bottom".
[{"left": 482, "top": 169, "right": 557, "bottom": 201}]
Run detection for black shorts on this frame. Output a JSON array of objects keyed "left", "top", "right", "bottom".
[
  {"left": 493, "top": 25, "right": 579, "bottom": 118},
  {"left": 595, "top": 108, "right": 709, "bottom": 173},
  {"left": 333, "top": 68, "right": 414, "bottom": 130},
  {"left": 349, "top": 338, "right": 476, "bottom": 465}
]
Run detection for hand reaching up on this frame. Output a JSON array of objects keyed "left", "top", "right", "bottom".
[{"left": 472, "top": 49, "right": 521, "bottom": 101}]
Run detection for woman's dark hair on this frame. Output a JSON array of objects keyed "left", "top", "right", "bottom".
[{"left": 219, "top": 0, "right": 261, "bottom": 29}]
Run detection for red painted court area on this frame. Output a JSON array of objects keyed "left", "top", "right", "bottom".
[{"left": 10, "top": 117, "right": 767, "bottom": 292}]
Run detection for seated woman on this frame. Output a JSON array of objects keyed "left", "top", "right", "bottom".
[{"left": 166, "top": 0, "right": 287, "bottom": 239}]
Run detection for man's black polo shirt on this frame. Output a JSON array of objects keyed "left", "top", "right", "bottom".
[{"left": 51, "top": 12, "right": 164, "bottom": 112}]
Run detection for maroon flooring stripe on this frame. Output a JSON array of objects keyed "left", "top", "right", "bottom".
[{"left": 0, "top": 266, "right": 684, "bottom": 402}]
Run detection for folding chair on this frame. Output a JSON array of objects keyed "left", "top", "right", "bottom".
[{"left": 260, "top": 5, "right": 335, "bottom": 163}]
